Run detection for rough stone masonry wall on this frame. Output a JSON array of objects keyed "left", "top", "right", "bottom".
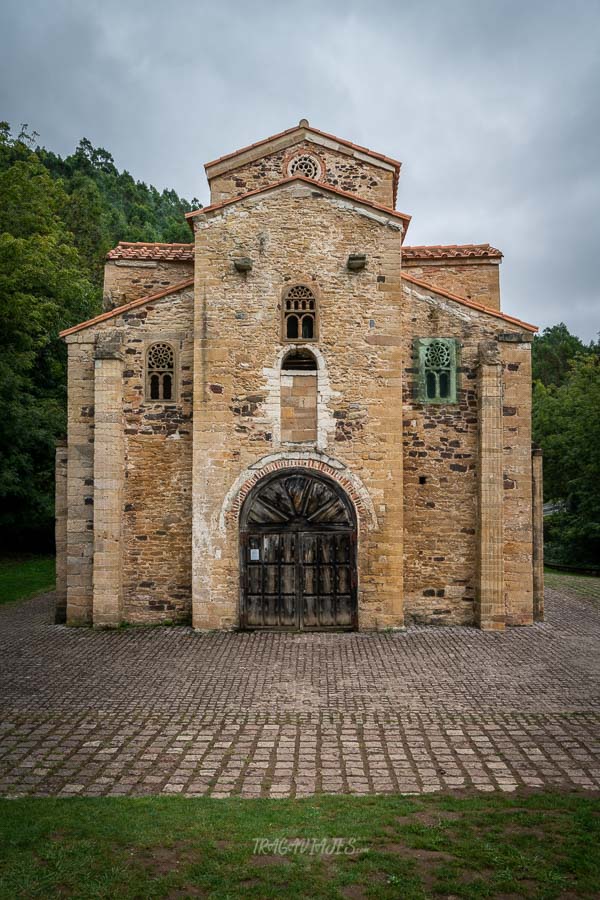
[
  {"left": 103, "top": 259, "right": 193, "bottom": 311},
  {"left": 500, "top": 336, "right": 533, "bottom": 624},
  {"left": 192, "top": 182, "right": 405, "bottom": 630},
  {"left": 64, "top": 337, "right": 95, "bottom": 625},
  {"left": 400, "top": 280, "right": 533, "bottom": 626},
  {"left": 280, "top": 371, "right": 317, "bottom": 443},
  {"left": 208, "top": 140, "right": 395, "bottom": 208},
  {"left": 402, "top": 258, "right": 501, "bottom": 310},
  {"left": 68, "top": 288, "right": 194, "bottom": 624}
]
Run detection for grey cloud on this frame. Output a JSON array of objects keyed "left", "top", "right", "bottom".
[{"left": 0, "top": 0, "right": 598, "bottom": 338}]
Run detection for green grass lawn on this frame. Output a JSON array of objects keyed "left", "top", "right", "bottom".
[
  {"left": 544, "top": 568, "right": 600, "bottom": 607},
  {"left": 0, "top": 793, "right": 598, "bottom": 899},
  {"left": 0, "top": 555, "right": 55, "bottom": 605}
]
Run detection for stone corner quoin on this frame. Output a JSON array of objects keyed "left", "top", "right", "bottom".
[{"left": 56, "top": 119, "right": 542, "bottom": 633}]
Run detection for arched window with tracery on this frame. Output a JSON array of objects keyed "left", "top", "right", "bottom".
[
  {"left": 414, "top": 337, "right": 459, "bottom": 404},
  {"left": 146, "top": 342, "right": 175, "bottom": 401},
  {"left": 283, "top": 285, "right": 318, "bottom": 341}
]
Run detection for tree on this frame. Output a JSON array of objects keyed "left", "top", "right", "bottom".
[
  {"left": 532, "top": 323, "right": 589, "bottom": 387},
  {"left": 0, "top": 122, "right": 200, "bottom": 548},
  {"left": 0, "top": 130, "right": 96, "bottom": 547},
  {"left": 533, "top": 352, "right": 600, "bottom": 565}
]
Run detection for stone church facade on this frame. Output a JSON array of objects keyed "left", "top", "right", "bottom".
[{"left": 56, "top": 120, "right": 544, "bottom": 632}]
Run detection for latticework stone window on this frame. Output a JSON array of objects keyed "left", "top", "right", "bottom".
[
  {"left": 414, "top": 338, "right": 458, "bottom": 403},
  {"left": 287, "top": 154, "right": 322, "bottom": 180},
  {"left": 283, "top": 285, "right": 318, "bottom": 341},
  {"left": 146, "top": 342, "right": 175, "bottom": 401}
]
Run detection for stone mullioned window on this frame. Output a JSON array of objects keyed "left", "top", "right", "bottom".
[
  {"left": 146, "top": 342, "right": 175, "bottom": 401},
  {"left": 414, "top": 338, "right": 459, "bottom": 403},
  {"left": 282, "top": 285, "right": 318, "bottom": 341}
]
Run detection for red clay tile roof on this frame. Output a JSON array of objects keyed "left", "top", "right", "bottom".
[
  {"left": 401, "top": 272, "right": 537, "bottom": 332},
  {"left": 59, "top": 278, "right": 195, "bottom": 338},
  {"left": 107, "top": 242, "right": 194, "bottom": 261},
  {"left": 402, "top": 243, "right": 502, "bottom": 260},
  {"left": 186, "top": 174, "right": 411, "bottom": 238},
  {"left": 204, "top": 123, "right": 402, "bottom": 205}
]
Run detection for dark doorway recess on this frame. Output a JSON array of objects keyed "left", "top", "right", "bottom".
[{"left": 240, "top": 468, "right": 358, "bottom": 630}]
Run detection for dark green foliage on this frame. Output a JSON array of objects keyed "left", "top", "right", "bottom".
[
  {"left": 532, "top": 322, "right": 589, "bottom": 387},
  {"left": 532, "top": 325, "right": 600, "bottom": 565},
  {"left": 0, "top": 123, "right": 198, "bottom": 550}
]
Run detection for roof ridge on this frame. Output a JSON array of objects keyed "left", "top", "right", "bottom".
[
  {"left": 204, "top": 123, "right": 402, "bottom": 171},
  {"left": 115, "top": 241, "right": 194, "bottom": 248},
  {"left": 401, "top": 272, "right": 537, "bottom": 332},
  {"left": 60, "top": 278, "right": 195, "bottom": 337}
]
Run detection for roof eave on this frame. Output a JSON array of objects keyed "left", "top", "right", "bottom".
[
  {"left": 60, "top": 278, "right": 195, "bottom": 338},
  {"left": 401, "top": 272, "right": 537, "bottom": 332},
  {"left": 185, "top": 175, "right": 411, "bottom": 238}
]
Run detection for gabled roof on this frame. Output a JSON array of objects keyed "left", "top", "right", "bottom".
[
  {"left": 204, "top": 121, "right": 402, "bottom": 206},
  {"left": 186, "top": 174, "right": 411, "bottom": 238},
  {"left": 401, "top": 272, "right": 537, "bottom": 332},
  {"left": 59, "top": 278, "right": 195, "bottom": 338},
  {"left": 60, "top": 269, "right": 536, "bottom": 340},
  {"left": 107, "top": 242, "right": 194, "bottom": 261},
  {"left": 403, "top": 243, "right": 502, "bottom": 261}
]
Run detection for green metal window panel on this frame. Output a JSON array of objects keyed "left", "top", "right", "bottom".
[{"left": 413, "top": 337, "right": 459, "bottom": 404}]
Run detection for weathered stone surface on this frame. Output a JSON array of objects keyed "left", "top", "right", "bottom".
[
  {"left": 57, "top": 124, "right": 539, "bottom": 631},
  {"left": 103, "top": 259, "right": 193, "bottom": 311},
  {"left": 403, "top": 256, "right": 501, "bottom": 310},
  {"left": 208, "top": 137, "right": 396, "bottom": 208}
]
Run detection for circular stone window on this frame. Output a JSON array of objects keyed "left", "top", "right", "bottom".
[{"left": 287, "top": 153, "right": 322, "bottom": 180}]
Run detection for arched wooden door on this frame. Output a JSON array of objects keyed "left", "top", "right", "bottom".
[{"left": 240, "top": 469, "right": 357, "bottom": 630}]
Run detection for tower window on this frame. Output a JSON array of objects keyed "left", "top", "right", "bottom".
[
  {"left": 414, "top": 338, "right": 459, "bottom": 404},
  {"left": 146, "top": 342, "right": 175, "bottom": 402},
  {"left": 283, "top": 285, "right": 318, "bottom": 342}
]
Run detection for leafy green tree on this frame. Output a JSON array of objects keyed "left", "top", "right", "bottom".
[
  {"left": 0, "top": 122, "right": 200, "bottom": 548},
  {"left": 0, "top": 129, "right": 96, "bottom": 547},
  {"left": 532, "top": 322, "right": 589, "bottom": 387},
  {"left": 533, "top": 352, "right": 600, "bottom": 565}
]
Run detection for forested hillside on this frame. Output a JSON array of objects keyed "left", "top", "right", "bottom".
[{"left": 0, "top": 124, "right": 199, "bottom": 548}]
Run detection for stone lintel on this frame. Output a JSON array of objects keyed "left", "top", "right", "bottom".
[{"left": 497, "top": 332, "right": 532, "bottom": 343}]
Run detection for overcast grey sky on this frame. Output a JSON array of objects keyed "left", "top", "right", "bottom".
[{"left": 1, "top": 0, "right": 599, "bottom": 338}]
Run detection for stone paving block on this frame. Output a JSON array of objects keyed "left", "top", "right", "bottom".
[{"left": 0, "top": 584, "right": 599, "bottom": 798}]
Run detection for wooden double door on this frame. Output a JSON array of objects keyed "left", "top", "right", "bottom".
[{"left": 240, "top": 470, "right": 357, "bottom": 630}]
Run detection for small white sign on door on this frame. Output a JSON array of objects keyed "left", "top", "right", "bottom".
[{"left": 250, "top": 548, "right": 260, "bottom": 561}]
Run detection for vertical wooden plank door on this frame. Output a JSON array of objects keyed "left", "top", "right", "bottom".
[{"left": 241, "top": 470, "right": 357, "bottom": 631}]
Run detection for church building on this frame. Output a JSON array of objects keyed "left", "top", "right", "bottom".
[{"left": 56, "top": 120, "right": 544, "bottom": 632}]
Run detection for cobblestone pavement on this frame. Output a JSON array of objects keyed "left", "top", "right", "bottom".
[{"left": 1, "top": 579, "right": 599, "bottom": 798}]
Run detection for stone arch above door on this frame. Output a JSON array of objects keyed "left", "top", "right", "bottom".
[{"left": 219, "top": 453, "right": 378, "bottom": 534}]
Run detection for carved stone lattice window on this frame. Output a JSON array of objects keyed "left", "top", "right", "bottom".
[
  {"left": 414, "top": 338, "right": 458, "bottom": 403},
  {"left": 288, "top": 154, "right": 321, "bottom": 180},
  {"left": 146, "top": 342, "right": 174, "bottom": 401},
  {"left": 283, "top": 285, "right": 317, "bottom": 341}
]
